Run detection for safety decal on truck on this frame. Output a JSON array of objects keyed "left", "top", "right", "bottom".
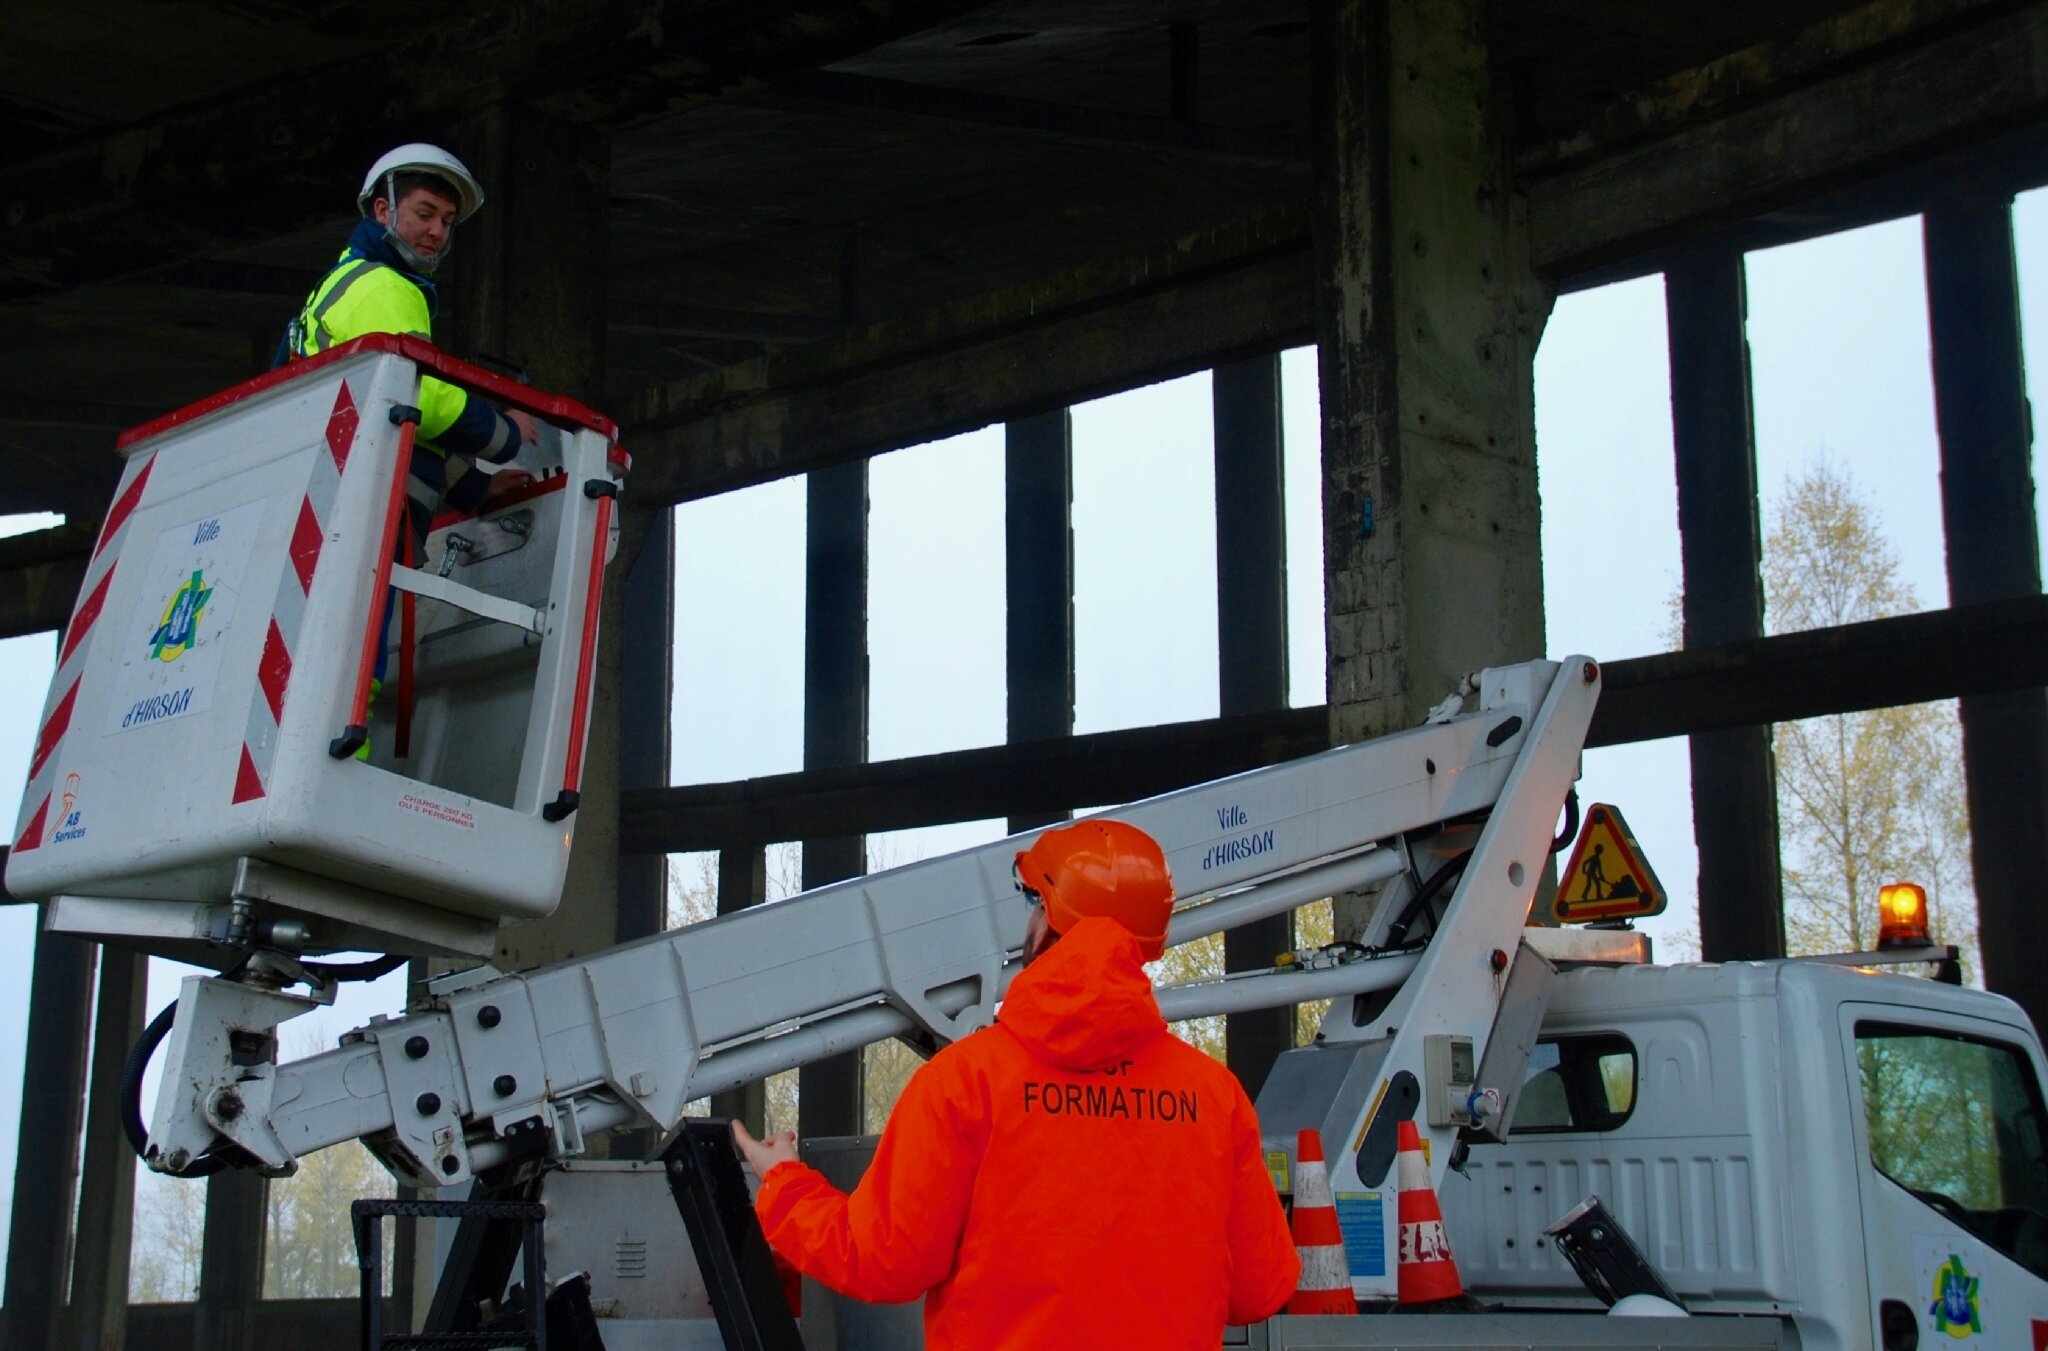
[
  {"left": 1335, "top": 1192, "right": 1386, "bottom": 1279},
  {"left": 101, "top": 496, "right": 268, "bottom": 738},
  {"left": 233, "top": 378, "right": 358, "bottom": 804},
  {"left": 14, "top": 455, "right": 157, "bottom": 853},
  {"left": 1916, "top": 1235, "right": 1985, "bottom": 1339}
]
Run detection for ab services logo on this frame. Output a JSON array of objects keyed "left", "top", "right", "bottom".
[{"left": 48, "top": 772, "right": 85, "bottom": 845}]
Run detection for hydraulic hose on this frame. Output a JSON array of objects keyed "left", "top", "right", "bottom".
[
  {"left": 121, "top": 951, "right": 396, "bottom": 1179},
  {"left": 302, "top": 952, "right": 407, "bottom": 983},
  {"left": 121, "top": 1000, "right": 229, "bottom": 1179},
  {"left": 1551, "top": 787, "right": 1581, "bottom": 855},
  {"left": 1384, "top": 849, "right": 1472, "bottom": 948}
]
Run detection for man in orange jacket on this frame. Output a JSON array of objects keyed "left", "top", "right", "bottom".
[{"left": 733, "top": 819, "right": 1301, "bottom": 1348}]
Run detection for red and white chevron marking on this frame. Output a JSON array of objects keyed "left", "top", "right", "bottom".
[
  {"left": 232, "top": 379, "right": 359, "bottom": 803},
  {"left": 14, "top": 454, "right": 158, "bottom": 852}
]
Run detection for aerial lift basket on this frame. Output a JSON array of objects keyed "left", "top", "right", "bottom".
[{"left": 5, "top": 335, "right": 628, "bottom": 960}]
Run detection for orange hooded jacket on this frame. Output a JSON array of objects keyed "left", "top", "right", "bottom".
[{"left": 755, "top": 915, "right": 1301, "bottom": 1349}]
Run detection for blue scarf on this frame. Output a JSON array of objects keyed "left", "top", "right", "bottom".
[{"left": 342, "top": 216, "right": 440, "bottom": 317}]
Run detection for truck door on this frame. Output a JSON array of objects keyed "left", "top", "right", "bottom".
[{"left": 1841, "top": 1006, "right": 2048, "bottom": 1348}]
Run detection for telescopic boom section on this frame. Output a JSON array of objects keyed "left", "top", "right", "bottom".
[{"left": 146, "top": 659, "right": 1599, "bottom": 1190}]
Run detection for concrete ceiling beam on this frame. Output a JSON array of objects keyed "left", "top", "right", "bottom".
[
  {"left": 0, "top": 0, "right": 990, "bottom": 302},
  {"left": 751, "top": 70, "right": 1308, "bottom": 166},
  {"left": 1527, "top": 0, "right": 2048, "bottom": 280},
  {"left": 621, "top": 207, "right": 1315, "bottom": 508}
]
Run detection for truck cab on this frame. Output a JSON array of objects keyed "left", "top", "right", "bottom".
[{"left": 1443, "top": 957, "right": 2048, "bottom": 1348}]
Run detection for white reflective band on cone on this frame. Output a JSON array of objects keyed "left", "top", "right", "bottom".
[{"left": 1298, "top": 1242, "right": 1350, "bottom": 1291}]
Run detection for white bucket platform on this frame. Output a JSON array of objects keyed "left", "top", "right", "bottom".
[{"left": 6, "top": 336, "right": 628, "bottom": 961}]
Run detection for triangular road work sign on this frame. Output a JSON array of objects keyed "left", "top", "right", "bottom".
[{"left": 1554, "top": 803, "right": 1665, "bottom": 921}]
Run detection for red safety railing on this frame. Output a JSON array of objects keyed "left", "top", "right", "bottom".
[
  {"left": 328, "top": 411, "right": 418, "bottom": 760},
  {"left": 117, "top": 333, "right": 619, "bottom": 449},
  {"left": 544, "top": 482, "right": 616, "bottom": 823}
]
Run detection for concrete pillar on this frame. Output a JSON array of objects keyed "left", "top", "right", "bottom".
[
  {"left": 1924, "top": 199, "right": 2048, "bottom": 1034},
  {"left": 611, "top": 510, "right": 673, "bottom": 1162},
  {"left": 1665, "top": 253, "right": 1785, "bottom": 961},
  {"left": 445, "top": 106, "right": 609, "bottom": 401},
  {"left": 70, "top": 949, "right": 146, "bottom": 1351},
  {"left": 1311, "top": 0, "right": 1551, "bottom": 742},
  {"left": 799, "top": 462, "right": 869, "bottom": 1139},
  {"left": 437, "top": 106, "right": 615, "bottom": 971},
  {"left": 1212, "top": 355, "right": 1293, "bottom": 1095},
  {"left": 2, "top": 919, "right": 93, "bottom": 1351},
  {"left": 1311, "top": 0, "right": 1551, "bottom": 938},
  {"left": 427, "top": 104, "right": 618, "bottom": 1275},
  {"left": 1005, "top": 409, "right": 1076, "bottom": 836},
  {"left": 616, "top": 508, "right": 673, "bottom": 946},
  {"left": 192, "top": 1170, "right": 265, "bottom": 1351}
]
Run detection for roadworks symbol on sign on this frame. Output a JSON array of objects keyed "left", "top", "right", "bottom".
[{"left": 1556, "top": 803, "right": 1666, "bottom": 921}]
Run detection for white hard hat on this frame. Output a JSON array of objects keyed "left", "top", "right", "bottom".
[{"left": 358, "top": 144, "right": 485, "bottom": 222}]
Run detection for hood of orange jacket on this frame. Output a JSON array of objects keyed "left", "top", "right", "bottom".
[{"left": 996, "top": 915, "right": 1163, "bottom": 1070}]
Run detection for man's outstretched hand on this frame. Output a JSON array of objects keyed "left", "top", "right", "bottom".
[{"left": 732, "top": 1119, "right": 801, "bottom": 1178}]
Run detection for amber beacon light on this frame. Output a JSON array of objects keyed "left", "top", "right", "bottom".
[{"left": 1876, "top": 882, "right": 1931, "bottom": 950}]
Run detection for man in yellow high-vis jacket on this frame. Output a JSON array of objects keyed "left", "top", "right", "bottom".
[
  {"left": 288, "top": 143, "right": 537, "bottom": 555},
  {"left": 288, "top": 145, "right": 540, "bottom": 745}
]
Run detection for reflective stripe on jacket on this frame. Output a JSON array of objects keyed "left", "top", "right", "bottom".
[
  {"left": 756, "top": 916, "right": 1301, "bottom": 1350},
  {"left": 295, "top": 254, "right": 471, "bottom": 443},
  {"left": 295, "top": 250, "right": 520, "bottom": 553}
]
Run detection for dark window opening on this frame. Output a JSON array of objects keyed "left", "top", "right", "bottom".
[{"left": 1512, "top": 1033, "right": 1636, "bottom": 1133}]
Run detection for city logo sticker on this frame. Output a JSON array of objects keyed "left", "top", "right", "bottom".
[
  {"left": 149, "top": 568, "right": 213, "bottom": 663},
  {"left": 101, "top": 497, "right": 269, "bottom": 739},
  {"left": 1929, "top": 1253, "right": 1983, "bottom": 1338}
]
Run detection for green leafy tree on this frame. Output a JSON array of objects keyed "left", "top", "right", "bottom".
[
  {"left": 1764, "top": 462, "right": 1978, "bottom": 973},
  {"left": 261, "top": 1025, "right": 395, "bottom": 1298},
  {"left": 1153, "top": 932, "right": 1227, "bottom": 1062},
  {"left": 263, "top": 1139, "right": 395, "bottom": 1298},
  {"left": 129, "top": 1170, "right": 207, "bottom": 1302}
]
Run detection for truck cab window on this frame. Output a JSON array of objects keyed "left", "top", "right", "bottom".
[
  {"left": 1856, "top": 1022, "right": 2048, "bottom": 1280},
  {"left": 1514, "top": 1033, "right": 1636, "bottom": 1132}
]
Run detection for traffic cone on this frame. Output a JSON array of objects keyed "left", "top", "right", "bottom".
[
  {"left": 1394, "top": 1119, "right": 1464, "bottom": 1305},
  {"left": 1286, "top": 1128, "right": 1358, "bottom": 1315}
]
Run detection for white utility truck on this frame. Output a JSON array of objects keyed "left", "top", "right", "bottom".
[{"left": 10, "top": 345, "right": 2046, "bottom": 1350}]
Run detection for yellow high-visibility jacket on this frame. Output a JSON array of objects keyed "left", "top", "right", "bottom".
[
  {"left": 297, "top": 256, "right": 470, "bottom": 438},
  {"left": 293, "top": 242, "right": 519, "bottom": 545}
]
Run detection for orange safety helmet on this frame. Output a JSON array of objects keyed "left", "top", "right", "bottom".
[{"left": 1014, "top": 819, "right": 1175, "bottom": 960}]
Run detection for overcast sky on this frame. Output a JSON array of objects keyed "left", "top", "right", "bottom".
[{"left": 0, "top": 197, "right": 2045, "bottom": 1271}]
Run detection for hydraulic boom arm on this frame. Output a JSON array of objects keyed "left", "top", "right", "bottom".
[{"left": 145, "top": 657, "right": 1599, "bottom": 1194}]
